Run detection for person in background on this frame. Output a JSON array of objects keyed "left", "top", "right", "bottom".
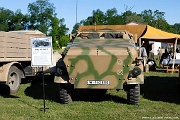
[
  {"left": 141, "top": 46, "right": 148, "bottom": 66},
  {"left": 135, "top": 43, "right": 148, "bottom": 67},
  {"left": 157, "top": 47, "right": 162, "bottom": 67},
  {"left": 157, "top": 47, "right": 162, "bottom": 60},
  {"left": 148, "top": 43, "right": 156, "bottom": 71},
  {"left": 176, "top": 47, "right": 179, "bottom": 53},
  {"left": 160, "top": 49, "right": 169, "bottom": 67}
]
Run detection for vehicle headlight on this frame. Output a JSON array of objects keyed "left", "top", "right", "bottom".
[{"left": 132, "top": 67, "right": 141, "bottom": 77}]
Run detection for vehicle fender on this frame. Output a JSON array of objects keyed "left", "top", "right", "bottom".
[{"left": 0, "top": 62, "right": 24, "bottom": 82}]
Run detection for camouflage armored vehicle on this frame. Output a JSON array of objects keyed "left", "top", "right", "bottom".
[{"left": 54, "top": 29, "right": 144, "bottom": 105}]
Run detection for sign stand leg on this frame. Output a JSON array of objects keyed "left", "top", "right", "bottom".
[{"left": 40, "top": 67, "right": 49, "bottom": 112}]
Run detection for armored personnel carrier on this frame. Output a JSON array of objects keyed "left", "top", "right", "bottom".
[{"left": 54, "top": 29, "right": 144, "bottom": 105}]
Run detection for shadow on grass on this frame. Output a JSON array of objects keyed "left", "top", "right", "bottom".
[
  {"left": 72, "top": 89, "right": 127, "bottom": 104},
  {"left": 141, "top": 75, "right": 180, "bottom": 104},
  {"left": 24, "top": 75, "right": 127, "bottom": 104},
  {"left": 0, "top": 84, "right": 10, "bottom": 95},
  {"left": 24, "top": 75, "right": 60, "bottom": 102},
  {"left": 0, "top": 84, "right": 20, "bottom": 98}
]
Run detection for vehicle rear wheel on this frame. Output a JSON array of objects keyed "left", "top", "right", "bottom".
[
  {"left": 7, "top": 66, "right": 21, "bottom": 94},
  {"left": 127, "top": 84, "right": 140, "bottom": 105},
  {"left": 59, "top": 84, "right": 73, "bottom": 104}
]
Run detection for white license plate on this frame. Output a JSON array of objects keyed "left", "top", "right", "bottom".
[{"left": 87, "top": 80, "right": 110, "bottom": 85}]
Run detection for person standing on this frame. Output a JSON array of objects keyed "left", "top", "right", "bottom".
[
  {"left": 148, "top": 43, "right": 156, "bottom": 71},
  {"left": 157, "top": 47, "right": 162, "bottom": 60},
  {"left": 157, "top": 47, "right": 162, "bottom": 67},
  {"left": 140, "top": 47, "right": 148, "bottom": 66}
]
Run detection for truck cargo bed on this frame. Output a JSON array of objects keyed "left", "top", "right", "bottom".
[{"left": 0, "top": 31, "right": 44, "bottom": 62}]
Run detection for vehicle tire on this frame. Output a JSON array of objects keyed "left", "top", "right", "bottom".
[
  {"left": 6, "top": 66, "right": 21, "bottom": 94},
  {"left": 59, "top": 84, "right": 73, "bottom": 104},
  {"left": 127, "top": 84, "right": 140, "bottom": 105}
]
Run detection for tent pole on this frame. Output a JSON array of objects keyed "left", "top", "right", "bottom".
[
  {"left": 134, "top": 34, "right": 137, "bottom": 43},
  {"left": 172, "top": 37, "right": 178, "bottom": 73}
]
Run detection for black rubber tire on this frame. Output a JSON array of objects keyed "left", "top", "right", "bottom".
[
  {"left": 6, "top": 66, "right": 21, "bottom": 94},
  {"left": 127, "top": 84, "right": 140, "bottom": 105},
  {"left": 59, "top": 84, "right": 72, "bottom": 104}
]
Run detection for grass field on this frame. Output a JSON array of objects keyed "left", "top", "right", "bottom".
[{"left": 0, "top": 71, "right": 180, "bottom": 120}]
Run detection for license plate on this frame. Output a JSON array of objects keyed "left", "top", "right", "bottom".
[{"left": 87, "top": 80, "right": 110, "bottom": 85}]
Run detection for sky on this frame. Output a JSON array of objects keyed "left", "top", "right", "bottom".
[{"left": 0, "top": 0, "right": 180, "bottom": 33}]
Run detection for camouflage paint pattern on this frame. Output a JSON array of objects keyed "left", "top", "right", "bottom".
[{"left": 55, "top": 30, "right": 144, "bottom": 89}]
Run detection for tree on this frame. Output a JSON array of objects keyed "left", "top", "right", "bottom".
[
  {"left": 123, "top": 12, "right": 144, "bottom": 24},
  {"left": 11, "top": 9, "right": 27, "bottom": 30},
  {"left": 141, "top": 9, "right": 154, "bottom": 25},
  {"left": 122, "top": 10, "right": 134, "bottom": 24},
  {"left": 92, "top": 9, "right": 106, "bottom": 25},
  {"left": 141, "top": 9, "right": 173, "bottom": 32},
  {"left": 71, "top": 23, "right": 81, "bottom": 34},
  {"left": 49, "top": 16, "right": 69, "bottom": 49},
  {"left": 105, "top": 8, "right": 123, "bottom": 25},
  {"left": 80, "top": 9, "right": 105, "bottom": 25},
  {"left": 59, "top": 35, "right": 70, "bottom": 47},
  {"left": 80, "top": 8, "right": 123, "bottom": 26},
  {"left": 172, "top": 23, "right": 180, "bottom": 34},
  {"left": 28, "top": 0, "right": 56, "bottom": 34},
  {"left": 152, "top": 10, "right": 166, "bottom": 28},
  {"left": 20, "top": 14, "right": 30, "bottom": 30},
  {"left": 28, "top": 0, "right": 69, "bottom": 50},
  {"left": 0, "top": 7, "right": 14, "bottom": 31}
]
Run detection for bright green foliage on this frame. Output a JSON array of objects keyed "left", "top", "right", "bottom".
[
  {"left": 105, "top": 8, "right": 123, "bottom": 25},
  {"left": 0, "top": 0, "right": 69, "bottom": 50},
  {"left": 79, "top": 8, "right": 180, "bottom": 34},
  {"left": 93, "top": 9, "right": 106, "bottom": 25},
  {"left": 80, "top": 8, "right": 123, "bottom": 26},
  {"left": 28, "top": 0, "right": 56, "bottom": 34},
  {"left": 49, "top": 16, "right": 69, "bottom": 49},
  {"left": 141, "top": 9, "right": 173, "bottom": 32},
  {"left": 71, "top": 23, "right": 80, "bottom": 34},
  {"left": 50, "top": 16, "right": 59, "bottom": 49},
  {"left": 59, "top": 35, "right": 70, "bottom": 47},
  {"left": 27, "top": 0, "right": 69, "bottom": 49},
  {"left": 0, "top": 7, "right": 28, "bottom": 31}
]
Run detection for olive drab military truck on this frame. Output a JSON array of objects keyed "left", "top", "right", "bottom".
[{"left": 54, "top": 28, "right": 144, "bottom": 105}]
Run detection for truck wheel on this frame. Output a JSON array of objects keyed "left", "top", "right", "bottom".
[
  {"left": 127, "top": 84, "right": 140, "bottom": 105},
  {"left": 7, "top": 66, "right": 21, "bottom": 94},
  {"left": 59, "top": 84, "right": 72, "bottom": 104}
]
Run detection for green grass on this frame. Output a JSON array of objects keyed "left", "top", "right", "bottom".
[{"left": 0, "top": 72, "right": 180, "bottom": 120}]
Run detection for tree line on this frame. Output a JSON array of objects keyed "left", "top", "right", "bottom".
[
  {"left": 73, "top": 8, "right": 180, "bottom": 34},
  {"left": 0, "top": 0, "right": 69, "bottom": 49},
  {"left": 0, "top": 0, "right": 180, "bottom": 49}
]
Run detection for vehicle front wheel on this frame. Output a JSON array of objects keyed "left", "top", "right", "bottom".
[
  {"left": 7, "top": 66, "right": 21, "bottom": 94},
  {"left": 59, "top": 84, "right": 73, "bottom": 104},
  {"left": 127, "top": 84, "right": 140, "bottom": 105}
]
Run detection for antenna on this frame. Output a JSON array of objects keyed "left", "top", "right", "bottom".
[
  {"left": 124, "top": 4, "right": 135, "bottom": 12},
  {"left": 76, "top": 0, "right": 78, "bottom": 24},
  {"left": 93, "top": 10, "right": 96, "bottom": 31},
  {"left": 123, "top": 4, "right": 135, "bottom": 24}
]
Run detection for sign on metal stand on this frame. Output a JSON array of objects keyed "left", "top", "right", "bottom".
[{"left": 31, "top": 37, "right": 53, "bottom": 112}]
